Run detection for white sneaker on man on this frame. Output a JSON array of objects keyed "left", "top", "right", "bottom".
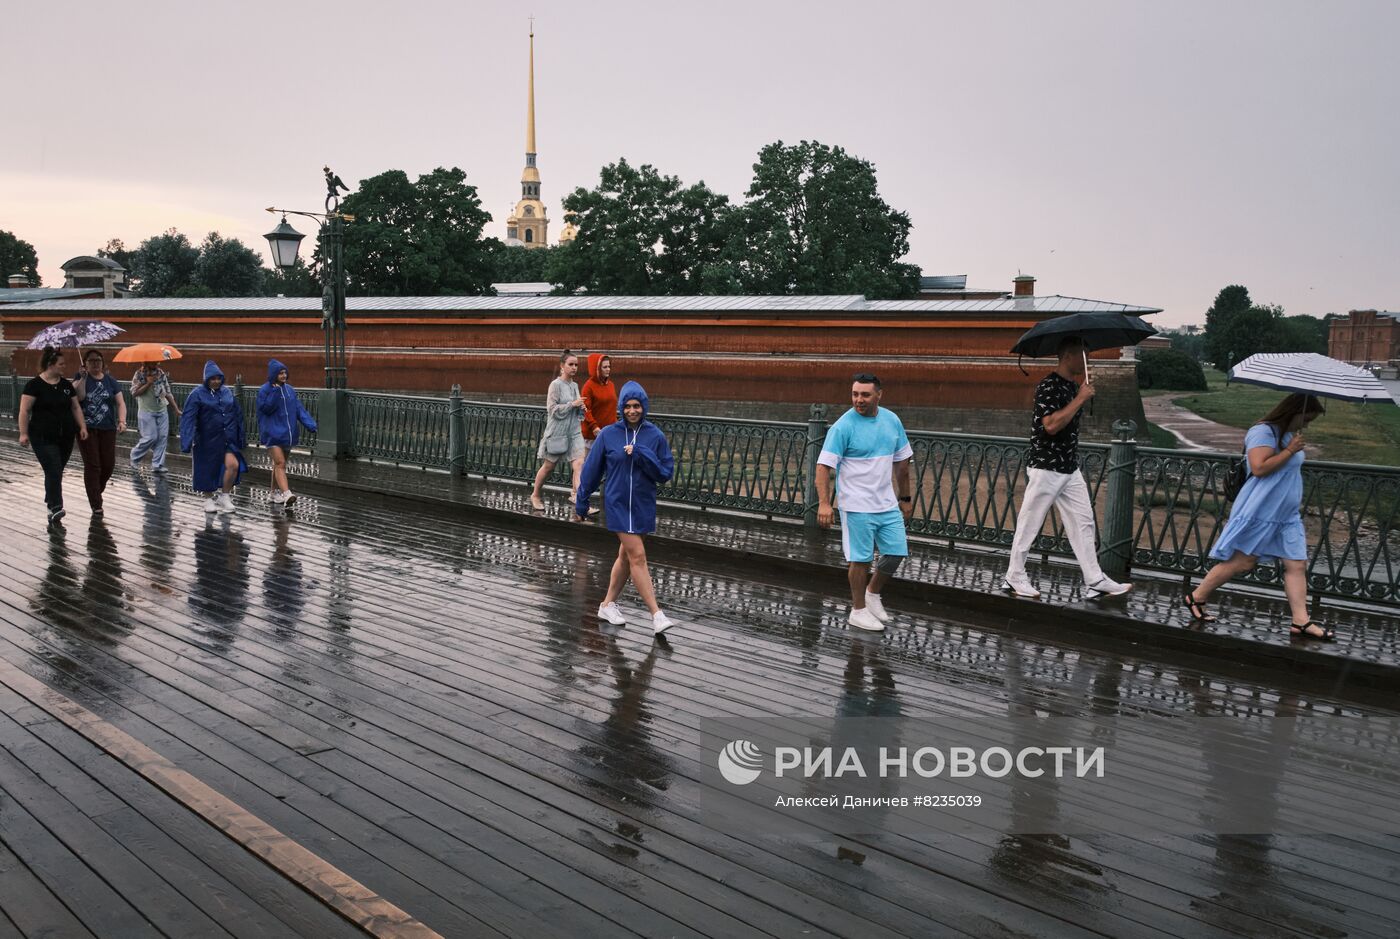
[
  {"left": 848, "top": 607, "right": 885, "bottom": 632},
  {"left": 864, "top": 591, "right": 892, "bottom": 623},
  {"left": 598, "top": 602, "right": 627, "bottom": 626},
  {"left": 1002, "top": 573, "right": 1041, "bottom": 598},
  {"left": 203, "top": 496, "right": 220, "bottom": 514},
  {"left": 270, "top": 490, "right": 288, "bottom": 504},
  {"left": 1085, "top": 576, "right": 1133, "bottom": 598},
  {"left": 217, "top": 492, "right": 236, "bottom": 514},
  {"left": 283, "top": 491, "right": 298, "bottom": 507},
  {"left": 652, "top": 611, "right": 676, "bottom": 635}
]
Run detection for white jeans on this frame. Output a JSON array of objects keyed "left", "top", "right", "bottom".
[{"left": 1006, "top": 468, "right": 1106, "bottom": 584}]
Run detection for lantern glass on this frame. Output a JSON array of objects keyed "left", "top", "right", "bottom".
[{"left": 264, "top": 217, "right": 305, "bottom": 270}]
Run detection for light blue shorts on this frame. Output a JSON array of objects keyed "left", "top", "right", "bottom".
[{"left": 840, "top": 509, "right": 908, "bottom": 563}]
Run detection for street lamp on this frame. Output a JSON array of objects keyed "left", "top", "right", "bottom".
[{"left": 264, "top": 167, "right": 355, "bottom": 389}]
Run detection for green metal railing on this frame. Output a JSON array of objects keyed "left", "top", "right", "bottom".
[
  {"left": 4, "top": 376, "right": 1395, "bottom": 605},
  {"left": 1133, "top": 446, "right": 1399, "bottom": 604}
]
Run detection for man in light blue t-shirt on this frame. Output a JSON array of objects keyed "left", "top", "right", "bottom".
[{"left": 815, "top": 372, "right": 914, "bottom": 632}]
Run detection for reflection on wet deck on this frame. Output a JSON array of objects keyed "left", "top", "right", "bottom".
[{"left": 0, "top": 440, "right": 1397, "bottom": 938}]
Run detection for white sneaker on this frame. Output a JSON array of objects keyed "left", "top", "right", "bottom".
[
  {"left": 203, "top": 496, "right": 220, "bottom": 513},
  {"left": 652, "top": 611, "right": 676, "bottom": 635},
  {"left": 1002, "top": 574, "right": 1041, "bottom": 598},
  {"left": 283, "top": 491, "right": 298, "bottom": 507},
  {"left": 598, "top": 602, "right": 627, "bottom": 626},
  {"left": 217, "top": 492, "right": 236, "bottom": 514},
  {"left": 848, "top": 607, "right": 885, "bottom": 632},
  {"left": 270, "top": 490, "right": 287, "bottom": 504},
  {"left": 1085, "top": 576, "right": 1133, "bottom": 598},
  {"left": 864, "top": 591, "right": 892, "bottom": 623}
]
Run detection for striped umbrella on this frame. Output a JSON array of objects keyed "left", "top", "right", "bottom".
[{"left": 1227, "top": 353, "right": 1397, "bottom": 404}]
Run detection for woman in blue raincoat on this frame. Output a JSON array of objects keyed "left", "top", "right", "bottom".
[
  {"left": 574, "top": 380, "right": 677, "bottom": 636},
  {"left": 256, "top": 359, "right": 317, "bottom": 507},
  {"left": 180, "top": 360, "right": 246, "bottom": 515}
]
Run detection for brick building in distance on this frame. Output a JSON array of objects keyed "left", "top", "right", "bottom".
[
  {"left": 1328, "top": 309, "right": 1400, "bottom": 367},
  {"left": 2, "top": 275, "right": 1161, "bottom": 438}
]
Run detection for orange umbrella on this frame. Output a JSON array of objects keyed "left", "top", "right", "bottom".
[{"left": 113, "top": 343, "right": 183, "bottom": 363}]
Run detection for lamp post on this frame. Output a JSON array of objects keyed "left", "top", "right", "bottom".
[{"left": 264, "top": 167, "right": 355, "bottom": 389}]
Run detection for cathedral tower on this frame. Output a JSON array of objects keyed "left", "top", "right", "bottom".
[{"left": 506, "top": 25, "right": 548, "bottom": 248}]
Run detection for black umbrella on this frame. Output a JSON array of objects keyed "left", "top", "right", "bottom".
[{"left": 1010, "top": 312, "right": 1157, "bottom": 376}]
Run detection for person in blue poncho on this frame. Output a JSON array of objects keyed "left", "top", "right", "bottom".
[
  {"left": 256, "top": 359, "right": 317, "bottom": 507},
  {"left": 180, "top": 360, "right": 246, "bottom": 515},
  {"left": 574, "top": 380, "right": 677, "bottom": 636}
]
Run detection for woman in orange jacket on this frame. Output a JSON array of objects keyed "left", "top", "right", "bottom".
[{"left": 581, "top": 353, "right": 618, "bottom": 451}]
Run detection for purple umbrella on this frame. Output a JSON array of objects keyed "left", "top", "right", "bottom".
[{"left": 26, "top": 319, "right": 125, "bottom": 350}]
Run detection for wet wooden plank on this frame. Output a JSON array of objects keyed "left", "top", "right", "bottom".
[
  {"left": 0, "top": 745, "right": 162, "bottom": 938},
  {"left": 0, "top": 838, "right": 99, "bottom": 939},
  {"left": 1, "top": 441, "right": 1399, "bottom": 938}
]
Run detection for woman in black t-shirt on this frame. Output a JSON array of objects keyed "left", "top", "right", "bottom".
[{"left": 18, "top": 346, "right": 89, "bottom": 525}]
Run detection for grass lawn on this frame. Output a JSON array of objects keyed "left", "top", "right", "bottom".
[
  {"left": 1142, "top": 421, "right": 1179, "bottom": 449},
  {"left": 1172, "top": 369, "right": 1400, "bottom": 468}
]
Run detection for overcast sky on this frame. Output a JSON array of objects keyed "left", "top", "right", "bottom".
[{"left": 3, "top": 0, "right": 1395, "bottom": 326}]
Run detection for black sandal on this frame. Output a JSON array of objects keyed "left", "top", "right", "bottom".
[
  {"left": 1183, "top": 593, "right": 1217, "bottom": 623},
  {"left": 1289, "top": 621, "right": 1336, "bottom": 642}
]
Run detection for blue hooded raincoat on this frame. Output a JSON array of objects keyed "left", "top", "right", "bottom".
[
  {"left": 575, "top": 381, "right": 674, "bottom": 534},
  {"left": 179, "top": 360, "right": 247, "bottom": 492},
  {"left": 256, "top": 359, "right": 317, "bottom": 448}
]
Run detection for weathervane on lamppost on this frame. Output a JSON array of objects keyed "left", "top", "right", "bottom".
[{"left": 264, "top": 167, "right": 356, "bottom": 389}]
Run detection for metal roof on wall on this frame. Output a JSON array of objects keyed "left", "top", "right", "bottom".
[
  {"left": 0, "top": 294, "right": 1161, "bottom": 315},
  {"left": 0, "top": 287, "right": 107, "bottom": 304}
]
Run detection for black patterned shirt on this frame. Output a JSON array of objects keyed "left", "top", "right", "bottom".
[{"left": 1027, "top": 372, "right": 1081, "bottom": 473}]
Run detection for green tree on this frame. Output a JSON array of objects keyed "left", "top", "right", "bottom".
[
  {"left": 1277, "top": 313, "right": 1329, "bottom": 354},
  {"left": 263, "top": 258, "right": 321, "bottom": 297},
  {"left": 0, "top": 229, "right": 41, "bottom": 287},
  {"left": 1137, "top": 349, "right": 1208, "bottom": 391},
  {"left": 96, "top": 238, "right": 135, "bottom": 272},
  {"left": 1203, "top": 284, "right": 1253, "bottom": 370},
  {"left": 191, "top": 232, "right": 265, "bottom": 297},
  {"left": 1166, "top": 329, "right": 1207, "bottom": 362},
  {"left": 1214, "top": 302, "right": 1291, "bottom": 369},
  {"left": 335, "top": 167, "right": 495, "bottom": 295},
  {"left": 554, "top": 158, "right": 734, "bottom": 295},
  {"left": 130, "top": 229, "right": 199, "bottom": 296},
  {"left": 491, "top": 242, "right": 559, "bottom": 285},
  {"left": 736, "top": 140, "right": 920, "bottom": 298}
]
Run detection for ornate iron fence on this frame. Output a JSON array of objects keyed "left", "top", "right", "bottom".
[
  {"left": 905, "top": 429, "right": 1111, "bottom": 557},
  {"left": 1132, "top": 447, "right": 1399, "bottom": 604},
  {"left": 4, "top": 378, "right": 1396, "bottom": 604},
  {"left": 347, "top": 391, "right": 452, "bottom": 468}
]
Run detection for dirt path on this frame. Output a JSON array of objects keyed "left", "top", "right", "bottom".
[{"left": 1142, "top": 394, "right": 1249, "bottom": 453}]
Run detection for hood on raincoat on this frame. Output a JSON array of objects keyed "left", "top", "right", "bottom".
[
  {"left": 203, "top": 360, "right": 225, "bottom": 387},
  {"left": 587, "top": 352, "right": 611, "bottom": 384},
  {"left": 617, "top": 380, "right": 649, "bottom": 419},
  {"left": 267, "top": 358, "right": 288, "bottom": 384}
]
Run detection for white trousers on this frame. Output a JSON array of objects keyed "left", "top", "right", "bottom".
[{"left": 1006, "top": 468, "right": 1105, "bottom": 584}]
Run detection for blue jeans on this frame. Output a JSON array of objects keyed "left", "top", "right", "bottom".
[{"left": 130, "top": 410, "right": 169, "bottom": 469}]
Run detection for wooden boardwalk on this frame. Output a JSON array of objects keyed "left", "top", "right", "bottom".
[{"left": 0, "top": 439, "right": 1398, "bottom": 938}]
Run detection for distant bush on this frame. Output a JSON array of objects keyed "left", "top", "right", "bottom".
[{"left": 1138, "top": 349, "right": 1208, "bottom": 391}]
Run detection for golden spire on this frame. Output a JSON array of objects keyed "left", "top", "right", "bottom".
[{"left": 526, "top": 19, "right": 536, "bottom": 157}]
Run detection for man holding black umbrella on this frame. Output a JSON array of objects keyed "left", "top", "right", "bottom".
[{"left": 1003, "top": 338, "right": 1132, "bottom": 599}]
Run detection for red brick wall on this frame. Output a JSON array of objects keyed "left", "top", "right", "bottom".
[{"left": 3, "top": 307, "right": 1144, "bottom": 435}]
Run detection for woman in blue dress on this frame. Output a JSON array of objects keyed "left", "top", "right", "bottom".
[
  {"left": 179, "top": 360, "right": 246, "bottom": 515},
  {"left": 1184, "top": 393, "right": 1329, "bottom": 639}
]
